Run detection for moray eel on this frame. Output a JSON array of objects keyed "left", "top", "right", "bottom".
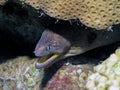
[
  {"left": 34, "top": 30, "right": 70, "bottom": 68},
  {"left": 34, "top": 27, "right": 120, "bottom": 69}
]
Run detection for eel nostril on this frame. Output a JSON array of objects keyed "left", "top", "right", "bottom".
[{"left": 33, "top": 51, "right": 40, "bottom": 57}]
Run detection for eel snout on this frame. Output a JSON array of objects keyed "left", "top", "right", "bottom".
[{"left": 34, "top": 30, "right": 71, "bottom": 69}]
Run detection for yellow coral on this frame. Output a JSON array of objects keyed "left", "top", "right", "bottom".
[{"left": 20, "top": 0, "right": 120, "bottom": 30}]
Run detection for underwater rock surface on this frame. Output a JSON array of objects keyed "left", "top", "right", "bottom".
[{"left": 44, "top": 64, "right": 93, "bottom": 90}]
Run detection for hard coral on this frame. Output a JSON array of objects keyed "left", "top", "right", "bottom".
[
  {"left": 0, "top": 56, "right": 43, "bottom": 90},
  {"left": 86, "top": 48, "right": 120, "bottom": 90},
  {"left": 20, "top": 0, "right": 120, "bottom": 30}
]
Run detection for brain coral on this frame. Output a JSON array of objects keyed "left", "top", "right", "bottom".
[{"left": 12, "top": 0, "right": 120, "bottom": 30}]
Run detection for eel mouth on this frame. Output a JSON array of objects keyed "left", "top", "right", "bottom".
[{"left": 35, "top": 53, "right": 59, "bottom": 69}]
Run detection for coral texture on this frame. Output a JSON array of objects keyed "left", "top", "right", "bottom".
[
  {"left": 86, "top": 48, "right": 120, "bottom": 90},
  {"left": 44, "top": 63, "right": 93, "bottom": 90},
  {"left": 20, "top": 0, "right": 120, "bottom": 30},
  {"left": 0, "top": 56, "right": 44, "bottom": 90}
]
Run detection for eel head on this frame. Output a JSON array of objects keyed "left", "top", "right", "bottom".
[{"left": 33, "top": 30, "right": 71, "bottom": 69}]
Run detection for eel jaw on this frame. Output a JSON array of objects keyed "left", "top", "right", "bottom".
[{"left": 35, "top": 53, "right": 59, "bottom": 69}]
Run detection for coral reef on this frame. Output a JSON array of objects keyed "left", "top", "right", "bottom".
[
  {"left": 0, "top": 1, "right": 120, "bottom": 90},
  {"left": 86, "top": 48, "right": 120, "bottom": 90},
  {"left": 0, "top": 56, "right": 44, "bottom": 90},
  {"left": 0, "top": 0, "right": 120, "bottom": 30},
  {"left": 44, "top": 63, "right": 93, "bottom": 90},
  {"left": 19, "top": 0, "right": 120, "bottom": 30}
]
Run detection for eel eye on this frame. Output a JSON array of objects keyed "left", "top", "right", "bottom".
[{"left": 46, "top": 44, "right": 52, "bottom": 51}]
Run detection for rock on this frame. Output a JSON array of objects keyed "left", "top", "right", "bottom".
[{"left": 44, "top": 63, "right": 93, "bottom": 90}]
